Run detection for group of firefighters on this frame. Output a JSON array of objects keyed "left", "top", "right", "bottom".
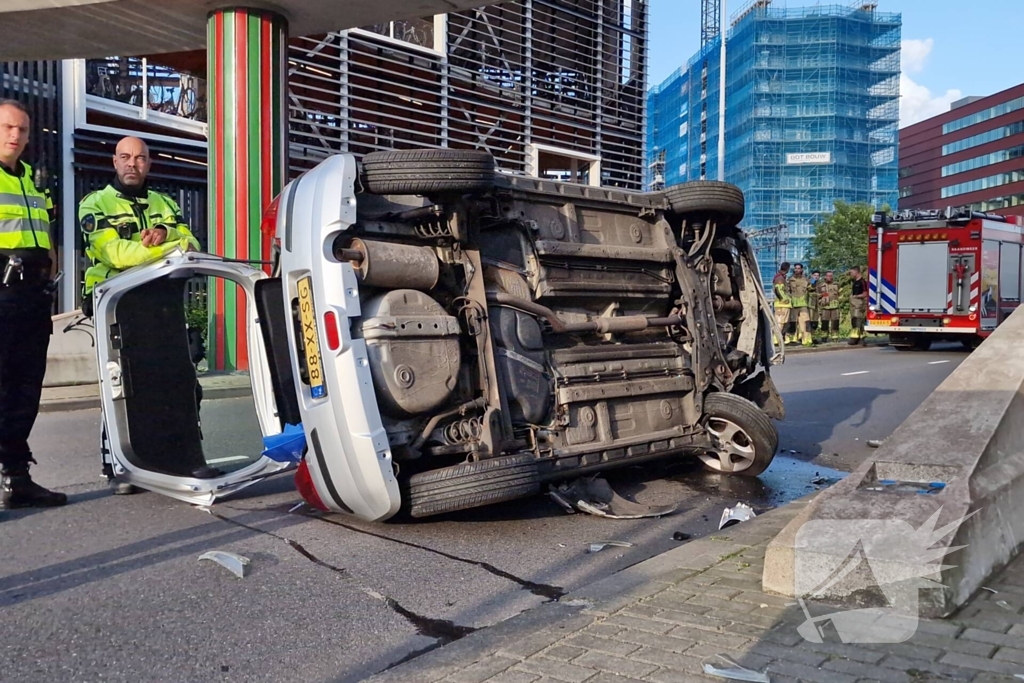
[
  {"left": 0, "top": 99, "right": 199, "bottom": 509},
  {"left": 771, "top": 261, "right": 869, "bottom": 347}
]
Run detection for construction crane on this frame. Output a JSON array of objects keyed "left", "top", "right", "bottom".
[{"left": 701, "top": 0, "right": 721, "bottom": 46}]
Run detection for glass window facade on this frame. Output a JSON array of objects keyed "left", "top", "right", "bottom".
[
  {"left": 942, "top": 121, "right": 1024, "bottom": 156},
  {"left": 941, "top": 145, "right": 1024, "bottom": 177},
  {"left": 941, "top": 168, "right": 1024, "bottom": 198},
  {"left": 942, "top": 96, "right": 1024, "bottom": 135}
]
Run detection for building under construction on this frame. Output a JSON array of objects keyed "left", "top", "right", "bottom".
[
  {"left": 2, "top": 0, "right": 649, "bottom": 315},
  {"left": 647, "top": 0, "right": 901, "bottom": 281}
]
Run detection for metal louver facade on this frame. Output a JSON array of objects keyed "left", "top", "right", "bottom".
[{"left": 288, "top": 0, "right": 649, "bottom": 189}]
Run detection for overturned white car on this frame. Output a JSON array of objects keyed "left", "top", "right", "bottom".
[{"left": 93, "top": 150, "right": 785, "bottom": 521}]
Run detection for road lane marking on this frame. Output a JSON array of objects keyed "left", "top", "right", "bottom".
[
  {"left": 928, "top": 360, "right": 951, "bottom": 365},
  {"left": 841, "top": 371, "right": 870, "bottom": 376}
]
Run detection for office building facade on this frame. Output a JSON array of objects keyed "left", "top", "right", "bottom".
[{"left": 898, "top": 83, "right": 1024, "bottom": 217}]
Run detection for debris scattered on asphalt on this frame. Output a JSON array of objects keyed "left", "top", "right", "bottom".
[
  {"left": 702, "top": 654, "right": 771, "bottom": 682},
  {"left": 548, "top": 489, "right": 577, "bottom": 515},
  {"left": 996, "top": 600, "right": 1014, "bottom": 611},
  {"left": 982, "top": 587, "right": 999, "bottom": 594},
  {"left": 550, "top": 478, "right": 678, "bottom": 519},
  {"left": 719, "top": 502, "right": 757, "bottom": 530},
  {"left": 810, "top": 474, "right": 829, "bottom": 486},
  {"left": 672, "top": 532, "right": 692, "bottom": 542},
  {"left": 198, "top": 550, "right": 251, "bottom": 579},
  {"left": 867, "top": 439, "right": 884, "bottom": 448},
  {"left": 759, "top": 603, "right": 769, "bottom": 608},
  {"left": 788, "top": 449, "right": 798, "bottom": 454},
  {"left": 864, "top": 479, "right": 947, "bottom": 495},
  {"left": 288, "top": 502, "right": 306, "bottom": 513},
  {"left": 587, "top": 540, "right": 634, "bottom": 554}
]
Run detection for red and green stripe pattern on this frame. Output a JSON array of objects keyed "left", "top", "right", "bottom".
[{"left": 207, "top": 7, "right": 288, "bottom": 371}]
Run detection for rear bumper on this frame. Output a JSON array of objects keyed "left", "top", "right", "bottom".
[
  {"left": 277, "top": 154, "right": 402, "bottom": 522},
  {"left": 866, "top": 325, "right": 976, "bottom": 334}
]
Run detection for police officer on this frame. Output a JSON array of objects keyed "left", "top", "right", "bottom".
[
  {"left": 788, "top": 263, "right": 813, "bottom": 347},
  {"left": 808, "top": 270, "right": 820, "bottom": 336},
  {"left": 818, "top": 270, "right": 841, "bottom": 343},
  {"left": 78, "top": 136, "right": 200, "bottom": 494},
  {"left": 771, "top": 261, "right": 792, "bottom": 345},
  {"left": 79, "top": 136, "right": 199, "bottom": 313},
  {"left": 849, "top": 265, "right": 868, "bottom": 345},
  {"left": 0, "top": 100, "right": 66, "bottom": 509}
]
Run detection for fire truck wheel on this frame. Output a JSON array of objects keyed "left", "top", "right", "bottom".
[
  {"left": 914, "top": 336, "right": 932, "bottom": 351},
  {"left": 361, "top": 149, "right": 496, "bottom": 195},
  {"left": 698, "top": 393, "right": 778, "bottom": 477},
  {"left": 664, "top": 181, "right": 745, "bottom": 226},
  {"left": 961, "top": 336, "right": 980, "bottom": 351}
]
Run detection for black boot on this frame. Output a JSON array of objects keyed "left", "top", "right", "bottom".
[{"left": 1, "top": 460, "right": 68, "bottom": 509}]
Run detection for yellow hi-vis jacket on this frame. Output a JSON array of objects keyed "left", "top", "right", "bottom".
[
  {"left": 0, "top": 160, "right": 51, "bottom": 251},
  {"left": 79, "top": 183, "right": 200, "bottom": 295}
]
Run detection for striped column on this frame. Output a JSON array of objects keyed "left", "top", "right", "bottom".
[{"left": 207, "top": 7, "right": 288, "bottom": 371}]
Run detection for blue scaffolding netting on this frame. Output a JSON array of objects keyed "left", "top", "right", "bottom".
[{"left": 647, "top": 2, "right": 901, "bottom": 287}]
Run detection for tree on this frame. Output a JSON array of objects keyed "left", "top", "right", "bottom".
[{"left": 806, "top": 201, "right": 879, "bottom": 275}]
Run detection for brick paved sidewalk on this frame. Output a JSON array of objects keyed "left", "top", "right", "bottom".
[{"left": 366, "top": 496, "right": 1024, "bottom": 683}]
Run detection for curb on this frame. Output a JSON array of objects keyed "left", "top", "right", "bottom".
[
  {"left": 39, "top": 385, "right": 253, "bottom": 414},
  {"left": 361, "top": 493, "right": 818, "bottom": 683},
  {"left": 783, "top": 340, "right": 887, "bottom": 356}
]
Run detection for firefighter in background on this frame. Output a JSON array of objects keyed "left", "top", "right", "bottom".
[
  {"left": 818, "top": 270, "right": 841, "bottom": 343},
  {"left": 788, "top": 263, "right": 813, "bottom": 347},
  {"left": 772, "top": 262, "right": 792, "bottom": 345},
  {"left": 808, "top": 270, "right": 821, "bottom": 336},
  {"left": 849, "top": 265, "right": 868, "bottom": 345}
]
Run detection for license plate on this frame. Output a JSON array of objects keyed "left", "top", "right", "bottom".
[
  {"left": 297, "top": 276, "right": 326, "bottom": 399},
  {"left": 870, "top": 319, "right": 892, "bottom": 326}
]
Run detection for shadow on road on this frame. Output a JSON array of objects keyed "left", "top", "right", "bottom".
[{"left": 776, "top": 386, "right": 897, "bottom": 460}]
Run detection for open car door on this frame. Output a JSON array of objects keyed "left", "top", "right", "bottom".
[{"left": 92, "top": 251, "right": 297, "bottom": 506}]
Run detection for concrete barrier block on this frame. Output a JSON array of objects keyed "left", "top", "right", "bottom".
[
  {"left": 44, "top": 310, "right": 99, "bottom": 387},
  {"left": 764, "top": 307, "right": 1024, "bottom": 618}
]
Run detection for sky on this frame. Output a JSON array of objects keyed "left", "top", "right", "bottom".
[{"left": 647, "top": 0, "right": 1023, "bottom": 128}]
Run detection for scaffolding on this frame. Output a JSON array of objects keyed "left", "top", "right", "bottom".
[
  {"left": 288, "top": 0, "right": 649, "bottom": 189},
  {"left": 646, "top": 1, "right": 900, "bottom": 283}
]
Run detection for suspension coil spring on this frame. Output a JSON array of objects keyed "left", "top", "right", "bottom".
[
  {"left": 442, "top": 417, "right": 484, "bottom": 445},
  {"left": 414, "top": 218, "right": 453, "bottom": 239}
]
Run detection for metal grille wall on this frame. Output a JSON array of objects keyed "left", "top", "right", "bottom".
[{"left": 287, "top": 0, "right": 649, "bottom": 189}]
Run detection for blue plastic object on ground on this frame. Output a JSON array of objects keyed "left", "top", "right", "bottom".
[{"left": 261, "top": 423, "right": 307, "bottom": 463}]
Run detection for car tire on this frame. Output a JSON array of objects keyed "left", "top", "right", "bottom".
[
  {"left": 664, "top": 181, "right": 745, "bottom": 225},
  {"left": 698, "top": 393, "right": 778, "bottom": 477},
  {"left": 404, "top": 453, "right": 540, "bottom": 518},
  {"left": 361, "top": 149, "right": 496, "bottom": 195}
]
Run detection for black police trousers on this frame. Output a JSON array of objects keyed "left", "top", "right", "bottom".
[{"left": 0, "top": 289, "right": 51, "bottom": 468}]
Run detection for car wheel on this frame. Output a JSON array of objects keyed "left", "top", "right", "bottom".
[
  {"left": 664, "top": 181, "right": 745, "bottom": 225},
  {"left": 361, "top": 149, "right": 496, "bottom": 195},
  {"left": 699, "top": 393, "right": 778, "bottom": 477},
  {"left": 404, "top": 453, "right": 540, "bottom": 518}
]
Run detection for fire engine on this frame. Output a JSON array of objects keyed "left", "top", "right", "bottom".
[{"left": 866, "top": 207, "right": 1024, "bottom": 350}]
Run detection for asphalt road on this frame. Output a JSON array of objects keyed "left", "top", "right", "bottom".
[{"left": 1, "top": 344, "right": 966, "bottom": 683}]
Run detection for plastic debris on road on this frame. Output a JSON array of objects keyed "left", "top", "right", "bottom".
[
  {"left": 867, "top": 439, "right": 884, "bottom": 448},
  {"left": 702, "top": 654, "right": 771, "bottom": 682},
  {"left": 198, "top": 551, "right": 251, "bottom": 579},
  {"left": 261, "top": 423, "right": 306, "bottom": 463},
  {"left": 672, "top": 531, "right": 692, "bottom": 542},
  {"left": 719, "top": 502, "right": 757, "bottom": 530},
  {"left": 587, "top": 540, "right": 634, "bottom": 553},
  {"left": 550, "top": 478, "right": 678, "bottom": 519}
]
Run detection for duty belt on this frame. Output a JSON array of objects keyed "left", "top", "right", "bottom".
[{"left": 0, "top": 254, "right": 48, "bottom": 286}]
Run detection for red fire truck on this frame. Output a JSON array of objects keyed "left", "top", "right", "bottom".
[{"left": 866, "top": 207, "right": 1024, "bottom": 350}]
